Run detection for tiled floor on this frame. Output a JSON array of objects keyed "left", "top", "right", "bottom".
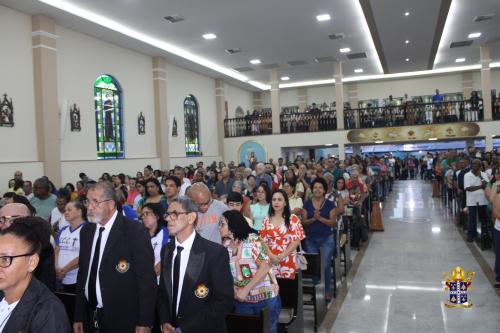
[{"left": 330, "top": 180, "right": 500, "bottom": 333}]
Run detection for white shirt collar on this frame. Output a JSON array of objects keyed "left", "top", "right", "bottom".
[
  {"left": 175, "top": 229, "right": 196, "bottom": 252},
  {"left": 98, "top": 210, "right": 118, "bottom": 231}
]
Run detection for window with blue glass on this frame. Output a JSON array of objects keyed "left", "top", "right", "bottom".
[
  {"left": 184, "top": 95, "right": 201, "bottom": 156},
  {"left": 94, "top": 75, "right": 124, "bottom": 159}
]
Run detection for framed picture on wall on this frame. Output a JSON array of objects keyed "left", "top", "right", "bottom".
[
  {"left": 70, "top": 103, "right": 81, "bottom": 131},
  {"left": 138, "top": 112, "right": 145, "bottom": 135},
  {"left": 0, "top": 93, "right": 14, "bottom": 127}
]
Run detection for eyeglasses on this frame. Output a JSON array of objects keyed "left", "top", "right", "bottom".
[
  {"left": 0, "top": 253, "right": 34, "bottom": 268},
  {"left": 0, "top": 215, "right": 21, "bottom": 225},
  {"left": 82, "top": 199, "right": 113, "bottom": 208},
  {"left": 164, "top": 211, "right": 189, "bottom": 220}
]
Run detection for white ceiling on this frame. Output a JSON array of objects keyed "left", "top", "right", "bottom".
[{"left": 1, "top": 0, "right": 499, "bottom": 90}]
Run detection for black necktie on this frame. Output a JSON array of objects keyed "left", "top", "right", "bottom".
[
  {"left": 88, "top": 226, "right": 105, "bottom": 308},
  {"left": 172, "top": 246, "right": 184, "bottom": 326}
]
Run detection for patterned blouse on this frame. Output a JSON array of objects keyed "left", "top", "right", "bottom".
[
  {"left": 225, "top": 233, "right": 279, "bottom": 303},
  {"left": 260, "top": 214, "right": 306, "bottom": 279}
]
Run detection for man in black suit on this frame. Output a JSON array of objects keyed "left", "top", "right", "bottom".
[
  {"left": 158, "top": 198, "right": 233, "bottom": 333},
  {"left": 73, "top": 181, "right": 157, "bottom": 333}
]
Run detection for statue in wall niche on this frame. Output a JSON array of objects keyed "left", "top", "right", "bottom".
[
  {"left": 0, "top": 93, "right": 14, "bottom": 127},
  {"left": 70, "top": 103, "right": 81, "bottom": 131},
  {"left": 103, "top": 92, "right": 115, "bottom": 140},
  {"left": 172, "top": 117, "right": 178, "bottom": 137},
  {"left": 138, "top": 112, "right": 145, "bottom": 135}
]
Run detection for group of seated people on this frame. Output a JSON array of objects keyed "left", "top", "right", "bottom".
[{"left": 0, "top": 155, "right": 390, "bottom": 332}]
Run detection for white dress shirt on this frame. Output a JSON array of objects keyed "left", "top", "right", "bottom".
[
  {"left": 179, "top": 178, "right": 191, "bottom": 197},
  {"left": 171, "top": 230, "right": 196, "bottom": 313},
  {"left": 0, "top": 298, "right": 19, "bottom": 332},
  {"left": 85, "top": 210, "right": 118, "bottom": 308},
  {"left": 464, "top": 171, "right": 488, "bottom": 207}
]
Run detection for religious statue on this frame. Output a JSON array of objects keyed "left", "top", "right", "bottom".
[
  {"left": 0, "top": 93, "right": 14, "bottom": 127},
  {"left": 138, "top": 112, "right": 145, "bottom": 135},
  {"left": 70, "top": 103, "right": 81, "bottom": 131},
  {"left": 103, "top": 92, "right": 114, "bottom": 140},
  {"left": 172, "top": 117, "right": 178, "bottom": 137}
]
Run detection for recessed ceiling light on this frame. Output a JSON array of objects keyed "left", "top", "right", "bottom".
[
  {"left": 316, "top": 14, "right": 331, "bottom": 22},
  {"left": 250, "top": 59, "right": 261, "bottom": 64},
  {"left": 405, "top": 58, "right": 410, "bottom": 62},
  {"left": 428, "top": 137, "right": 438, "bottom": 141},
  {"left": 202, "top": 33, "right": 217, "bottom": 40},
  {"left": 455, "top": 58, "right": 466, "bottom": 63},
  {"left": 281, "top": 76, "right": 290, "bottom": 81},
  {"left": 340, "top": 47, "right": 351, "bottom": 53},
  {"left": 354, "top": 68, "right": 363, "bottom": 73},
  {"left": 375, "top": 140, "right": 384, "bottom": 144},
  {"left": 468, "top": 32, "right": 481, "bottom": 38},
  {"left": 404, "top": 11, "right": 410, "bottom": 16},
  {"left": 405, "top": 40, "right": 410, "bottom": 44}
]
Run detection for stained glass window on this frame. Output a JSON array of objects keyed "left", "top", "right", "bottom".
[
  {"left": 94, "top": 75, "right": 124, "bottom": 159},
  {"left": 184, "top": 95, "right": 200, "bottom": 156}
]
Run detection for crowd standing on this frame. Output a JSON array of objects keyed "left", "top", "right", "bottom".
[{"left": 2, "top": 148, "right": 498, "bottom": 332}]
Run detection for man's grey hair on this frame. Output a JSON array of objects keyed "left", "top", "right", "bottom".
[
  {"left": 87, "top": 181, "right": 118, "bottom": 206},
  {"left": 170, "top": 197, "right": 199, "bottom": 225},
  {"left": 232, "top": 180, "right": 243, "bottom": 191}
]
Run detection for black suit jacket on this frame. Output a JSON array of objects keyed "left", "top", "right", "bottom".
[
  {"left": 0, "top": 277, "right": 70, "bottom": 333},
  {"left": 74, "top": 213, "right": 157, "bottom": 332},
  {"left": 157, "top": 233, "right": 234, "bottom": 333}
]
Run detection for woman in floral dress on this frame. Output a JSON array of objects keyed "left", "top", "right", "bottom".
[{"left": 260, "top": 189, "right": 305, "bottom": 279}]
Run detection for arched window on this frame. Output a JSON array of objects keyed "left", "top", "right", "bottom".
[
  {"left": 94, "top": 75, "right": 124, "bottom": 159},
  {"left": 184, "top": 95, "right": 200, "bottom": 156},
  {"left": 235, "top": 106, "right": 244, "bottom": 118}
]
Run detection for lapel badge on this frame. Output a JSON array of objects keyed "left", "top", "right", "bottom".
[
  {"left": 194, "top": 283, "right": 209, "bottom": 298},
  {"left": 116, "top": 259, "right": 130, "bottom": 273}
]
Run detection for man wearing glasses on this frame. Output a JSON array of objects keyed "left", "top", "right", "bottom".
[
  {"left": 73, "top": 181, "right": 157, "bottom": 333},
  {"left": 187, "top": 183, "right": 227, "bottom": 244},
  {"left": 158, "top": 198, "right": 233, "bottom": 333},
  {"left": 0, "top": 203, "right": 31, "bottom": 230}
]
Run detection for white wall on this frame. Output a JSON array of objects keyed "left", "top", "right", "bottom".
[
  {"left": 225, "top": 83, "right": 252, "bottom": 118},
  {"left": 166, "top": 64, "right": 220, "bottom": 164},
  {"left": 280, "top": 89, "right": 298, "bottom": 108}
]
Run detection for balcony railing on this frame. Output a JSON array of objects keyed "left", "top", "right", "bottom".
[
  {"left": 224, "top": 99, "right": 491, "bottom": 137},
  {"left": 280, "top": 111, "right": 337, "bottom": 133},
  {"left": 224, "top": 115, "right": 273, "bottom": 137}
]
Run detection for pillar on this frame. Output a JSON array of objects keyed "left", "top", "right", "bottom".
[
  {"left": 297, "top": 88, "right": 307, "bottom": 111},
  {"left": 334, "top": 62, "right": 345, "bottom": 130},
  {"left": 215, "top": 79, "right": 225, "bottom": 158},
  {"left": 252, "top": 92, "right": 262, "bottom": 111},
  {"left": 32, "top": 15, "right": 61, "bottom": 186},
  {"left": 270, "top": 69, "right": 281, "bottom": 134},
  {"left": 461, "top": 72, "right": 473, "bottom": 100},
  {"left": 480, "top": 45, "right": 493, "bottom": 121},
  {"left": 152, "top": 57, "right": 170, "bottom": 170},
  {"left": 352, "top": 145, "right": 361, "bottom": 156},
  {"left": 347, "top": 83, "right": 359, "bottom": 127},
  {"left": 485, "top": 135, "right": 494, "bottom": 151},
  {"left": 338, "top": 143, "right": 345, "bottom": 160}
]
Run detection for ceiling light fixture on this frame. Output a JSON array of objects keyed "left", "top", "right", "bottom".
[
  {"left": 428, "top": 137, "right": 438, "bottom": 141},
  {"left": 404, "top": 11, "right": 410, "bottom": 16},
  {"left": 354, "top": 68, "right": 364, "bottom": 73},
  {"left": 35, "top": 0, "right": 277, "bottom": 91},
  {"left": 249, "top": 59, "right": 261, "bottom": 64},
  {"left": 405, "top": 58, "right": 410, "bottom": 62},
  {"left": 375, "top": 140, "right": 384, "bottom": 144},
  {"left": 202, "top": 33, "right": 217, "bottom": 40},
  {"left": 405, "top": 40, "right": 410, "bottom": 44},
  {"left": 455, "top": 58, "right": 466, "bottom": 63},
  {"left": 468, "top": 32, "right": 481, "bottom": 38},
  {"left": 281, "top": 76, "right": 290, "bottom": 81},
  {"left": 316, "top": 14, "right": 331, "bottom": 22},
  {"left": 340, "top": 47, "right": 351, "bottom": 53}
]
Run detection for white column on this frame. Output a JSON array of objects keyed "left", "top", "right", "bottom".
[
  {"left": 215, "top": 79, "right": 225, "bottom": 158},
  {"left": 338, "top": 143, "right": 345, "bottom": 160},
  {"left": 480, "top": 45, "right": 492, "bottom": 121},
  {"left": 32, "top": 15, "right": 61, "bottom": 186},
  {"left": 485, "top": 135, "right": 494, "bottom": 151},
  {"left": 270, "top": 69, "right": 281, "bottom": 134},
  {"left": 152, "top": 57, "right": 170, "bottom": 170},
  {"left": 334, "top": 62, "right": 344, "bottom": 130}
]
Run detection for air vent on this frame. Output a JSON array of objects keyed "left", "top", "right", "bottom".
[
  {"left": 233, "top": 67, "right": 254, "bottom": 72},
  {"left": 473, "top": 14, "right": 495, "bottom": 22},
  {"left": 314, "top": 56, "right": 337, "bottom": 63},
  {"left": 163, "top": 15, "right": 185, "bottom": 23},
  {"left": 287, "top": 60, "right": 307, "bottom": 66},
  {"left": 225, "top": 48, "right": 242, "bottom": 55},
  {"left": 328, "top": 33, "right": 345, "bottom": 40},
  {"left": 346, "top": 52, "right": 367, "bottom": 60},
  {"left": 450, "top": 40, "right": 473, "bottom": 48},
  {"left": 261, "top": 63, "right": 280, "bottom": 69}
]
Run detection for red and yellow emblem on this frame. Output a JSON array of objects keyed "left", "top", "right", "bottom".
[
  {"left": 194, "top": 284, "right": 209, "bottom": 298},
  {"left": 116, "top": 259, "right": 130, "bottom": 273}
]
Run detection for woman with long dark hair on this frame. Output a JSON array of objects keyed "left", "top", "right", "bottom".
[
  {"left": 260, "top": 189, "right": 305, "bottom": 279},
  {"left": 137, "top": 178, "right": 167, "bottom": 213},
  {"left": 140, "top": 203, "right": 169, "bottom": 282}
]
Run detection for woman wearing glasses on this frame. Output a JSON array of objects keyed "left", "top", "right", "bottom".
[
  {"left": 0, "top": 217, "right": 70, "bottom": 332},
  {"left": 140, "top": 203, "right": 169, "bottom": 282},
  {"left": 219, "top": 210, "right": 281, "bottom": 333},
  {"left": 250, "top": 183, "right": 271, "bottom": 231}
]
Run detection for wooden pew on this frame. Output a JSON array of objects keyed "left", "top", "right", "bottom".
[
  {"left": 277, "top": 274, "right": 303, "bottom": 333},
  {"left": 55, "top": 291, "right": 76, "bottom": 324},
  {"left": 226, "top": 307, "right": 271, "bottom": 333},
  {"left": 301, "top": 252, "right": 326, "bottom": 332}
]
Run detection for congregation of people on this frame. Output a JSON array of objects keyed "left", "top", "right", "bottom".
[{"left": 0, "top": 153, "right": 398, "bottom": 332}]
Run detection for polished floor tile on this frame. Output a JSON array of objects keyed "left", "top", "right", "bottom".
[{"left": 331, "top": 180, "right": 500, "bottom": 333}]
